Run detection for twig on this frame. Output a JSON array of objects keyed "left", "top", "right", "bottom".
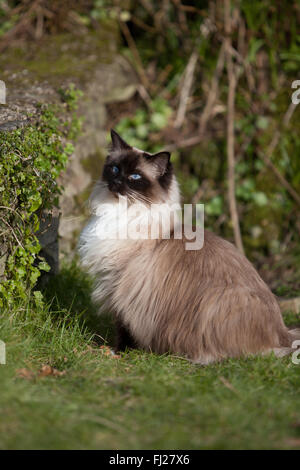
[
  {"left": 0, "top": 205, "right": 25, "bottom": 226},
  {"left": 237, "top": 16, "right": 255, "bottom": 92},
  {"left": 164, "top": 125, "right": 224, "bottom": 152},
  {"left": 172, "top": 0, "right": 189, "bottom": 33},
  {"left": 174, "top": 50, "right": 198, "bottom": 129},
  {"left": 152, "top": 64, "right": 173, "bottom": 94},
  {"left": 219, "top": 376, "right": 239, "bottom": 395},
  {"left": 172, "top": 2, "right": 203, "bottom": 15},
  {"left": 154, "top": 1, "right": 169, "bottom": 34},
  {"left": 0, "top": 0, "right": 40, "bottom": 52},
  {"left": 140, "top": 0, "right": 155, "bottom": 16},
  {"left": 35, "top": 6, "right": 44, "bottom": 40},
  {"left": 165, "top": 43, "right": 225, "bottom": 152},
  {"left": 225, "top": 0, "right": 245, "bottom": 255},
  {"left": 119, "top": 20, "right": 151, "bottom": 91},
  {"left": 130, "top": 15, "right": 156, "bottom": 33},
  {"left": 0, "top": 217, "right": 23, "bottom": 249},
  {"left": 136, "top": 84, "right": 152, "bottom": 109},
  {"left": 164, "top": 135, "right": 207, "bottom": 152},
  {"left": 191, "top": 180, "right": 213, "bottom": 204},
  {"left": 198, "top": 42, "right": 226, "bottom": 137}
]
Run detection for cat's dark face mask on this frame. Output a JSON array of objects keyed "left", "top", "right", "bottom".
[
  {"left": 102, "top": 130, "right": 172, "bottom": 204},
  {"left": 102, "top": 149, "right": 150, "bottom": 197}
]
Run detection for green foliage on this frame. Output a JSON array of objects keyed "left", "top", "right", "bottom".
[
  {"left": 115, "top": 0, "right": 300, "bottom": 261},
  {"left": 0, "top": 86, "right": 82, "bottom": 307},
  {"left": 205, "top": 196, "right": 223, "bottom": 217},
  {"left": 115, "top": 97, "right": 172, "bottom": 152},
  {"left": 58, "top": 84, "right": 83, "bottom": 111},
  {"left": 0, "top": 1, "right": 18, "bottom": 37}
]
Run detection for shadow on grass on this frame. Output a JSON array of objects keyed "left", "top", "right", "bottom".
[
  {"left": 42, "top": 258, "right": 115, "bottom": 346},
  {"left": 41, "top": 258, "right": 300, "bottom": 353}
]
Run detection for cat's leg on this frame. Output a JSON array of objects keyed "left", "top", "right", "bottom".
[{"left": 115, "top": 317, "right": 137, "bottom": 353}]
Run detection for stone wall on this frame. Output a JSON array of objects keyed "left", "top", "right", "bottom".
[
  {"left": 58, "top": 55, "right": 137, "bottom": 255},
  {"left": 0, "top": 30, "right": 137, "bottom": 274}
]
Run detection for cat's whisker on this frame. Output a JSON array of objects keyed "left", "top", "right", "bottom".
[{"left": 127, "top": 190, "right": 152, "bottom": 206}]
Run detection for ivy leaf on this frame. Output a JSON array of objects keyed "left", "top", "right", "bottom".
[{"left": 38, "top": 261, "right": 51, "bottom": 272}]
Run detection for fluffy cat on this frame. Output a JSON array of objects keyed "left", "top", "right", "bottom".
[{"left": 79, "top": 129, "right": 299, "bottom": 364}]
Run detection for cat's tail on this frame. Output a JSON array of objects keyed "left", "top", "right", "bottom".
[{"left": 272, "top": 328, "right": 300, "bottom": 358}]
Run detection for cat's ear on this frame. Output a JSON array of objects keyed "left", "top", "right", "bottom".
[
  {"left": 110, "top": 129, "right": 131, "bottom": 151},
  {"left": 150, "top": 151, "right": 171, "bottom": 176}
]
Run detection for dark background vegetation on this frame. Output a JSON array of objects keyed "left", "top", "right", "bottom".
[{"left": 1, "top": 0, "right": 300, "bottom": 295}]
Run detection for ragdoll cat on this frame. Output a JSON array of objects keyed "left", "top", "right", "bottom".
[{"left": 79, "top": 129, "right": 299, "bottom": 364}]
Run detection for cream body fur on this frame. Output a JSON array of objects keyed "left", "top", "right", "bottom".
[{"left": 79, "top": 131, "right": 298, "bottom": 364}]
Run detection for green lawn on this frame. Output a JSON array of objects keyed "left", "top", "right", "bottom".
[{"left": 0, "top": 262, "right": 300, "bottom": 450}]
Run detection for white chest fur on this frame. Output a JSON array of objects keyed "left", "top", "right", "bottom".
[{"left": 78, "top": 180, "right": 181, "bottom": 336}]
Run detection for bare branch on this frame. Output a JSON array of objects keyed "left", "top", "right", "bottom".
[
  {"left": 119, "top": 20, "right": 151, "bottom": 92},
  {"left": 198, "top": 42, "right": 226, "bottom": 137},
  {"left": 224, "top": 0, "right": 245, "bottom": 255},
  {"left": 174, "top": 50, "right": 198, "bottom": 129}
]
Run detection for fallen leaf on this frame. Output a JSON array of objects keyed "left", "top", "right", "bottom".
[
  {"left": 16, "top": 368, "right": 35, "bottom": 380},
  {"left": 38, "top": 365, "right": 66, "bottom": 377},
  {"left": 100, "top": 346, "right": 121, "bottom": 359},
  {"left": 219, "top": 376, "right": 239, "bottom": 395}
]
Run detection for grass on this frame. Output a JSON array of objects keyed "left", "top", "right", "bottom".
[{"left": 0, "top": 262, "right": 300, "bottom": 450}]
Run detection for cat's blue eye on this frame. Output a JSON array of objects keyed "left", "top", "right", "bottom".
[
  {"left": 129, "top": 174, "right": 142, "bottom": 180},
  {"left": 112, "top": 166, "right": 119, "bottom": 175}
]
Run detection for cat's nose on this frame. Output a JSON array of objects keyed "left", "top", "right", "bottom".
[
  {"left": 112, "top": 179, "right": 122, "bottom": 189},
  {"left": 109, "top": 179, "right": 124, "bottom": 193}
]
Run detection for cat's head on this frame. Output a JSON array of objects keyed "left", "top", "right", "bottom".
[{"left": 102, "top": 130, "right": 174, "bottom": 205}]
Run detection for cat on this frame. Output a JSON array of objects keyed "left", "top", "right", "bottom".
[{"left": 79, "top": 129, "right": 299, "bottom": 364}]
